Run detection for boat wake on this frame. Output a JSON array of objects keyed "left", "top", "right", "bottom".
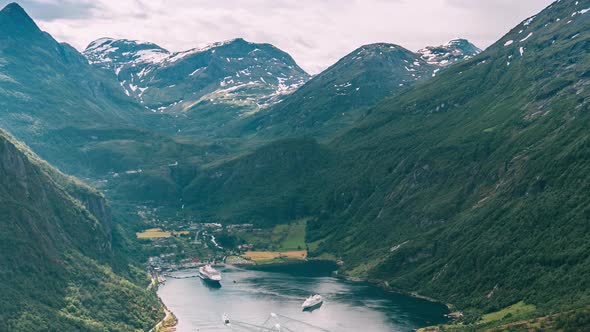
[{"left": 222, "top": 312, "right": 330, "bottom": 331}]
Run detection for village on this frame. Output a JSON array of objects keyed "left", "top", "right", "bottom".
[{"left": 134, "top": 206, "right": 309, "bottom": 276}]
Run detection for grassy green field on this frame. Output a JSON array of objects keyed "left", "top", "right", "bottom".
[
  {"left": 419, "top": 306, "right": 590, "bottom": 332},
  {"left": 236, "top": 218, "right": 308, "bottom": 252},
  {"left": 231, "top": 219, "right": 309, "bottom": 264},
  {"left": 271, "top": 218, "right": 308, "bottom": 251},
  {"left": 479, "top": 301, "right": 536, "bottom": 324},
  {"left": 419, "top": 302, "right": 539, "bottom": 331}
]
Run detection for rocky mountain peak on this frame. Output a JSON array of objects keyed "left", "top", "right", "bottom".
[
  {"left": 417, "top": 38, "right": 481, "bottom": 66},
  {"left": 0, "top": 2, "right": 42, "bottom": 38},
  {"left": 83, "top": 37, "right": 310, "bottom": 120},
  {"left": 84, "top": 38, "right": 171, "bottom": 71}
]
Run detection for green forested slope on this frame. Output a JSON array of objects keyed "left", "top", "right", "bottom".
[
  {"left": 182, "top": 0, "right": 590, "bottom": 321},
  {"left": 183, "top": 138, "right": 336, "bottom": 225},
  {"left": 0, "top": 128, "right": 162, "bottom": 331},
  {"left": 310, "top": 0, "right": 590, "bottom": 312},
  {"left": 2, "top": 0, "right": 589, "bottom": 328}
]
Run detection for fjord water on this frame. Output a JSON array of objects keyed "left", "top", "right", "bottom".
[{"left": 158, "top": 264, "right": 449, "bottom": 331}]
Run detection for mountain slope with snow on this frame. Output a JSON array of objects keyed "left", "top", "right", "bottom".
[
  {"left": 84, "top": 38, "right": 310, "bottom": 136},
  {"left": 417, "top": 38, "right": 481, "bottom": 67},
  {"left": 230, "top": 43, "right": 439, "bottom": 139}
]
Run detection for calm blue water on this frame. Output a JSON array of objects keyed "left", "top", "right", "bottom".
[{"left": 157, "top": 265, "right": 449, "bottom": 331}]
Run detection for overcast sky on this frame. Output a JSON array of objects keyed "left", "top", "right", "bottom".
[{"left": 3, "top": 0, "right": 554, "bottom": 74}]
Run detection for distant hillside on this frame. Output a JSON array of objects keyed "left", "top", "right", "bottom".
[
  {"left": 231, "top": 38, "right": 479, "bottom": 140},
  {"left": 0, "top": 3, "right": 152, "bottom": 173},
  {"left": 0, "top": 127, "right": 162, "bottom": 331},
  {"left": 182, "top": 138, "right": 336, "bottom": 225}
]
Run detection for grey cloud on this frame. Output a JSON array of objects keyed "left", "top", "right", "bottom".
[
  {"left": 6, "top": 0, "right": 556, "bottom": 74},
  {"left": 446, "top": 0, "right": 550, "bottom": 10},
  {"left": 294, "top": 37, "right": 316, "bottom": 50},
  {"left": 0, "top": 0, "right": 96, "bottom": 20}
]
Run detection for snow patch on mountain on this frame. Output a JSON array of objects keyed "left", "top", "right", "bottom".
[
  {"left": 84, "top": 38, "right": 170, "bottom": 68},
  {"left": 417, "top": 39, "right": 481, "bottom": 67},
  {"left": 520, "top": 32, "right": 534, "bottom": 42}
]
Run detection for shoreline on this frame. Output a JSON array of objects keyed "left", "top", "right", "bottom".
[
  {"left": 150, "top": 305, "right": 177, "bottom": 332},
  {"left": 253, "top": 256, "right": 454, "bottom": 312},
  {"left": 238, "top": 258, "right": 456, "bottom": 314},
  {"left": 237, "top": 257, "right": 454, "bottom": 312},
  {"left": 339, "top": 274, "right": 455, "bottom": 312},
  {"left": 236, "top": 257, "right": 337, "bottom": 269},
  {"left": 149, "top": 272, "right": 178, "bottom": 332}
]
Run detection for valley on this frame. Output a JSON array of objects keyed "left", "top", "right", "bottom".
[{"left": 0, "top": 0, "right": 589, "bottom": 331}]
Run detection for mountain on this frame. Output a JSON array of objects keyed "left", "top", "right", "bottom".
[
  {"left": 3, "top": 0, "right": 590, "bottom": 329},
  {"left": 233, "top": 43, "right": 439, "bottom": 139},
  {"left": 0, "top": 3, "right": 227, "bottom": 206},
  {"left": 84, "top": 38, "right": 170, "bottom": 72},
  {"left": 0, "top": 3, "right": 157, "bottom": 172},
  {"left": 180, "top": 0, "right": 590, "bottom": 327},
  {"left": 312, "top": 0, "right": 590, "bottom": 311},
  {"left": 182, "top": 138, "right": 336, "bottom": 225},
  {"left": 84, "top": 37, "right": 310, "bottom": 136},
  {"left": 0, "top": 128, "right": 162, "bottom": 331},
  {"left": 417, "top": 38, "right": 481, "bottom": 67},
  {"left": 315, "top": 0, "right": 590, "bottom": 320},
  {"left": 0, "top": 4, "right": 143, "bottom": 134},
  {"left": 0, "top": 2, "right": 43, "bottom": 39}
]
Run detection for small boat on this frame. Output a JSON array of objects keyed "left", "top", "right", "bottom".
[
  {"left": 222, "top": 313, "right": 230, "bottom": 325},
  {"left": 302, "top": 294, "right": 323, "bottom": 311},
  {"left": 199, "top": 264, "right": 222, "bottom": 284}
]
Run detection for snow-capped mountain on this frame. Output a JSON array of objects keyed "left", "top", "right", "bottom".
[
  {"left": 85, "top": 38, "right": 170, "bottom": 70},
  {"left": 232, "top": 43, "right": 439, "bottom": 138},
  {"left": 84, "top": 38, "right": 310, "bottom": 116},
  {"left": 417, "top": 38, "right": 481, "bottom": 67}
]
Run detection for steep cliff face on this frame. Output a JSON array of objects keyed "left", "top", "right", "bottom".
[
  {"left": 0, "top": 129, "right": 161, "bottom": 331},
  {"left": 45, "top": 164, "right": 114, "bottom": 243},
  {"left": 0, "top": 130, "right": 110, "bottom": 257}
]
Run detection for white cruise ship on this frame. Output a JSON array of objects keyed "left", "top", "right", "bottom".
[
  {"left": 301, "top": 294, "right": 323, "bottom": 311},
  {"left": 199, "top": 264, "right": 222, "bottom": 284}
]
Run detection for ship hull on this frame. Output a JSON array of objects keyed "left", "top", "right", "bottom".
[
  {"left": 200, "top": 276, "right": 222, "bottom": 288},
  {"left": 302, "top": 301, "right": 323, "bottom": 311}
]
